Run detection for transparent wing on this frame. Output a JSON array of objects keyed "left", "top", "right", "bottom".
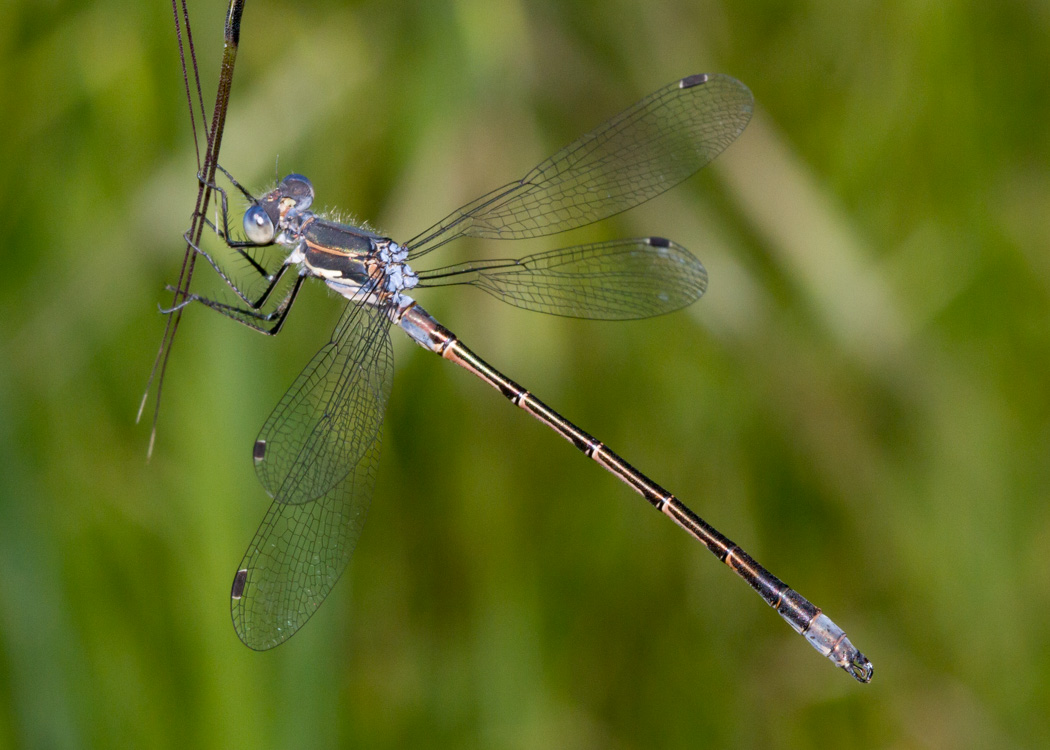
[
  {"left": 231, "top": 436, "right": 381, "bottom": 650},
  {"left": 404, "top": 74, "right": 752, "bottom": 258},
  {"left": 254, "top": 303, "right": 393, "bottom": 505},
  {"left": 417, "top": 237, "right": 707, "bottom": 319}
]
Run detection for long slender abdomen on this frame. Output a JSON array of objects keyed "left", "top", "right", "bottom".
[{"left": 394, "top": 302, "right": 873, "bottom": 682}]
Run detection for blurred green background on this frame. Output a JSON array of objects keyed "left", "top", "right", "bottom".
[{"left": 2, "top": 0, "right": 1049, "bottom": 747}]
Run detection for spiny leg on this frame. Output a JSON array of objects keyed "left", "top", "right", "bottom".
[
  {"left": 180, "top": 227, "right": 292, "bottom": 309},
  {"left": 161, "top": 274, "right": 307, "bottom": 336}
]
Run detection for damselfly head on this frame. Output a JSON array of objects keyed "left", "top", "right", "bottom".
[
  {"left": 242, "top": 174, "right": 315, "bottom": 245},
  {"left": 274, "top": 173, "right": 314, "bottom": 211}
]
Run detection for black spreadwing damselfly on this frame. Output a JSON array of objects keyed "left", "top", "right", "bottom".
[{"left": 144, "top": 0, "right": 873, "bottom": 683}]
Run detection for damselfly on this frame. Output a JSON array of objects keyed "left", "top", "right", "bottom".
[{"left": 149, "top": 0, "right": 872, "bottom": 683}]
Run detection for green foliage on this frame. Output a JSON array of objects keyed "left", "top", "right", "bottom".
[{"left": 1, "top": 0, "right": 1048, "bottom": 747}]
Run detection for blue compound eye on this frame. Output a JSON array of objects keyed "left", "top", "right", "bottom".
[
  {"left": 243, "top": 203, "right": 275, "bottom": 244},
  {"left": 279, "top": 173, "right": 314, "bottom": 210}
]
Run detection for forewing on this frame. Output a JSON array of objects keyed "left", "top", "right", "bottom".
[
  {"left": 404, "top": 74, "right": 752, "bottom": 257},
  {"left": 253, "top": 303, "right": 393, "bottom": 505},
  {"left": 231, "top": 436, "right": 381, "bottom": 650}
]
